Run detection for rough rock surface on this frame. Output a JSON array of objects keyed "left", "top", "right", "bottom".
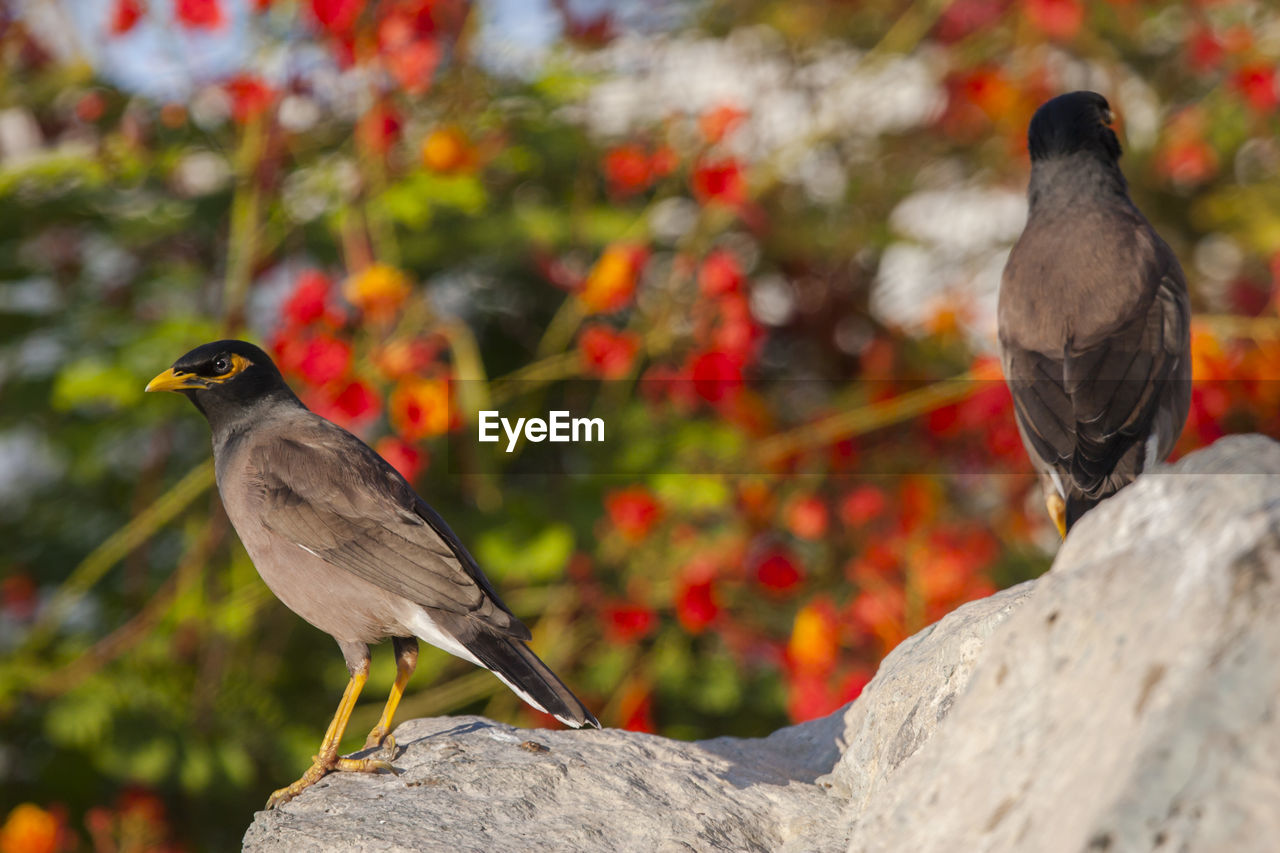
[
  {"left": 243, "top": 435, "right": 1280, "bottom": 853},
  {"left": 242, "top": 712, "right": 849, "bottom": 852},
  {"left": 843, "top": 434, "right": 1280, "bottom": 852}
]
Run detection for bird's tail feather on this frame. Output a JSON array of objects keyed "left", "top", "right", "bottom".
[{"left": 467, "top": 632, "right": 600, "bottom": 729}]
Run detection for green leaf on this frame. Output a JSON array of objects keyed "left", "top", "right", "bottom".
[
  {"left": 474, "top": 522, "right": 575, "bottom": 583},
  {"left": 51, "top": 358, "right": 143, "bottom": 411},
  {"left": 650, "top": 473, "right": 732, "bottom": 514}
]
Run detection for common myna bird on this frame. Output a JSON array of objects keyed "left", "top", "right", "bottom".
[
  {"left": 999, "top": 91, "right": 1191, "bottom": 537},
  {"left": 147, "top": 341, "right": 598, "bottom": 808}
]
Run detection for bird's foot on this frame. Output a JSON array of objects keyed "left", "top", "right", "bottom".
[
  {"left": 362, "top": 730, "right": 398, "bottom": 760},
  {"left": 363, "top": 725, "right": 390, "bottom": 751},
  {"left": 1046, "top": 493, "right": 1068, "bottom": 539},
  {"left": 264, "top": 752, "right": 395, "bottom": 809}
]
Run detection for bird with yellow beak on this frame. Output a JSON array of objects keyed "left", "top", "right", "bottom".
[{"left": 147, "top": 340, "right": 598, "bottom": 808}]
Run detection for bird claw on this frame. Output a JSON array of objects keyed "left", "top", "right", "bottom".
[
  {"left": 335, "top": 756, "right": 394, "bottom": 774},
  {"left": 265, "top": 758, "right": 333, "bottom": 809},
  {"left": 264, "top": 750, "right": 397, "bottom": 809},
  {"left": 363, "top": 730, "right": 400, "bottom": 759}
]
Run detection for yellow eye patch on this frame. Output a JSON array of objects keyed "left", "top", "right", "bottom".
[{"left": 215, "top": 352, "right": 253, "bottom": 382}]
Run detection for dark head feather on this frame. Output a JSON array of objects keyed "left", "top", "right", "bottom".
[
  {"left": 160, "top": 340, "right": 299, "bottom": 433},
  {"left": 1028, "top": 91, "right": 1121, "bottom": 164}
]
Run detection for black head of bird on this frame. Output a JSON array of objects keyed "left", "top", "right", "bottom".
[
  {"left": 148, "top": 340, "right": 599, "bottom": 809},
  {"left": 145, "top": 340, "right": 298, "bottom": 432},
  {"left": 1027, "top": 90, "right": 1121, "bottom": 164}
]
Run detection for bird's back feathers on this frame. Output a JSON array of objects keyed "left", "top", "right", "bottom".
[{"left": 999, "top": 93, "right": 1191, "bottom": 531}]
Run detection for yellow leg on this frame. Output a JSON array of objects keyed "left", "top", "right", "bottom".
[
  {"left": 1046, "top": 493, "right": 1067, "bottom": 540},
  {"left": 364, "top": 638, "right": 417, "bottom": 751},
  {"left": 266, "top": 669, "right": 392, "bottom": 809}
]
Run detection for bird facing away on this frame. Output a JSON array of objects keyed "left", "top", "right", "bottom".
[
  {"left": 147, "top": 341, "right": 598, "bottom": 808},
  {"left": 999, "top": 91, "right": 1191, "bottom": 537}
]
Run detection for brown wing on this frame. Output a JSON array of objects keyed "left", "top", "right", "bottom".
[
  {"left": 244, "top": 422, "right": 529, "bottom": 639},
  {"left": 1002, "top": 233, "right": 1190, "bottom": 505}
]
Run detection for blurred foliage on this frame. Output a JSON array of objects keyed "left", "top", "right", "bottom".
[{"left": 1, "top": 0, "right": 1278, "bottom": 849}]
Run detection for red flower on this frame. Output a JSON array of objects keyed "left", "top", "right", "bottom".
[
  {"left": 1, "top": 573, "right": 38, "bottom": 621},
  {"left": 698, "top": 249, "right": 743, "bottom": 297},
  {"left": 649, "top": 146, "right": 677, "bottom": 178},
  {"left": 174, "top": 0, "right": 225, "bottom": 29},
  {"left": 375, "top": 436, "right": 425, "bottom": 482},
  {"left": 690, "top": 350, "right": 743, "bottom": 404},
  {"left": 785, "top": 495, "right": 829, "bottom": 540},
  {"left": 1187, "top": 26, "right": 1224, "bottom": 73},
  {"left": 331, "top": 379, "right": 380, "bottom": 422},
  {"left": 310, "top": 0, "right": 362, "bottom": 35},
  {"left": 75, "top": 93, "right": 106, "bottom": 123},
  {"left": 1023, "top": 0, "right": 1083, "bottom": 40},
  {"left": 675, "top": 578, "right": 719, "bottom": 634},
  {"left": 850, "top": 586, "right": 906, "bottom": 650},
  {"left": 699, "top": 104, "right": 747, "bottom": 144},
  {"left": 282, "top": 271, "right": 330, "bottom": 327},
  {"left": 691, "top": 157, "right": 747, "bottom": 207},
  {"left": 1233, "top": 65, "right": 1279, "bottom": 114},
  {"left": 711, "top": 293, "right": 761, "bottom": 364},
  {"left": 109, "top": 0, "right": 146, "bottom": 34},
  {"left": 357, "top": 102, "right": 402, "bottom": 155},
  {"left": 618, "top": 683, "right": 655, "bottom": 733},
  {"left": 379, "top": 12, "right": 442, "bottom": 95},
  {"left": 840, "top": 486, "right": 887, "bottom": 526},
  {"left": 603, "top": 144, "right": 652, "bottom": 196},
  {"left": 224, "top": 74, "right": 274, "bottom": 124},
  {"left": 755, "top": 548, "right": 803, "bottom": 594},
  {"left": 298, "top": 335, "right": 352, "bottom": 386},
  {"left": 604, "top": 602, "right": 657, "bottom": 643},
  {"left": 605, "top": 486, "right": 662, "bottom": 542},
  {"left": 936, "top": 0, "right": 1006, "bottom": 43},
  {"left": 579, "top": 324, "right": 641, "bottom": 378},
  {"left": 785, "top": 671, "right": 845, "bottom": 722}
]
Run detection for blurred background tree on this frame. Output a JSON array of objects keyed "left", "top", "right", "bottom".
[{"left": 1, "top": 0, "right": 1277, "bottom": 848}]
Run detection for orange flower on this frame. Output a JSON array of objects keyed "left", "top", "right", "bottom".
[
  {"left": 344, "top": 264, "right": 411, "bottom": 322},
  {"left": 785, "top": 494, "right": 829, "bottom": 540},
  {"left": 603, "top": 144, "right": 652, "bottom": 196},
  {"left": 579, "top": 244, "right": 646, "bottom": 313},
  {"left": 1155, "top": 109, "right": 1218, "bottom": 187},
  {"left": 389, "top": 378, "right": 451, "bottom": 440},
  {"left": 788, "top": 600, "right": 840, "bottom": 675},
  {"left": 421, "top": 126, "right": 474, "bottom": 173},
  {"left": 699, "top": 104, "right": 747, "bottom": 144},
  {"left": 0, "top": 804, "right": 61, "bottom": 853},
  {"left": 374, "top": 338, "right": 440, "bottom": 380}
]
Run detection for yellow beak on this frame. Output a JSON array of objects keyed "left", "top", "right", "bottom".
[{"left": 145, "top": 367, "right": 210, "bottom": 393}]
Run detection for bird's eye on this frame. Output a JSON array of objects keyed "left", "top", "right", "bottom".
[{"left": 212, "top": 355, "right": 232, "bottom": 374}]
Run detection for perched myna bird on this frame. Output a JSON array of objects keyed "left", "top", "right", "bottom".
[
  {"left": 999, "top": 91, "right": 1191, "bottom": 536},
  {"left": 147, "top": 341, "right": 598, "bottom": 808}
]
